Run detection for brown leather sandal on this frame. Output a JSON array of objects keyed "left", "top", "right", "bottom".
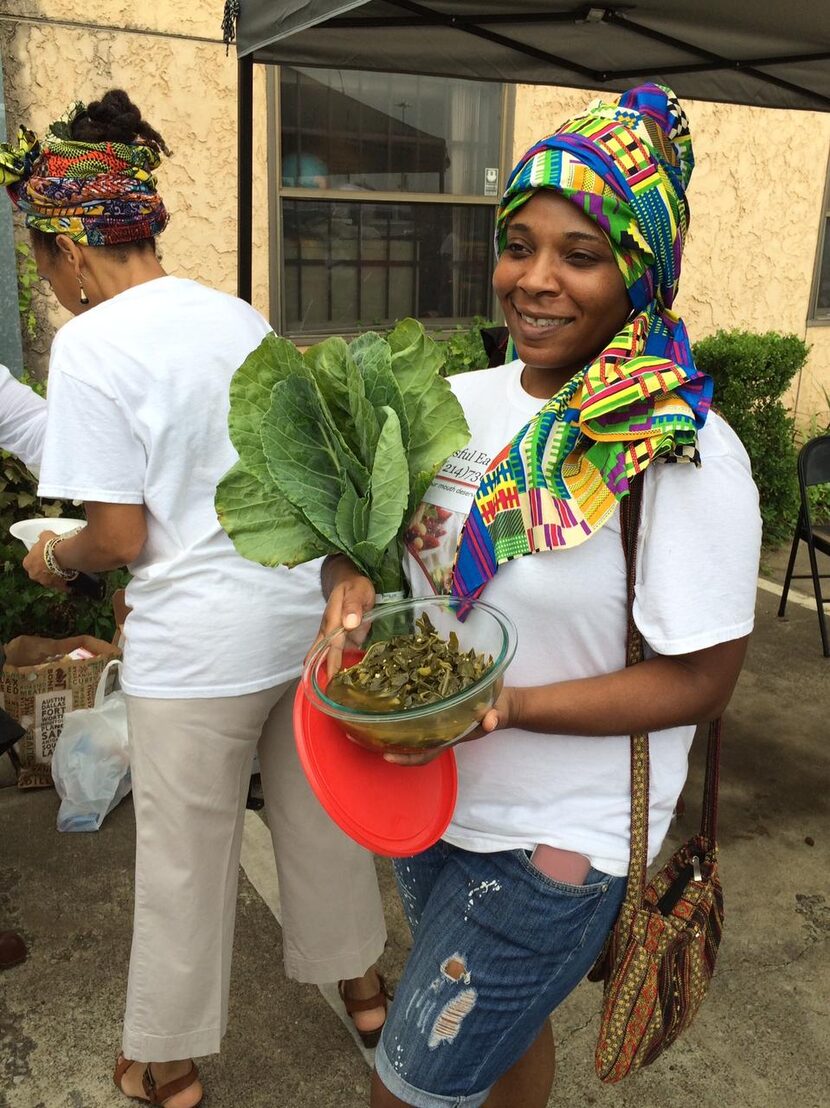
[
  {"left": 338, "top": 972, "right": 392, "bottom": 1049},
  {"left": 114, "top": 1054, "right": 203, "bottom": 1106}
]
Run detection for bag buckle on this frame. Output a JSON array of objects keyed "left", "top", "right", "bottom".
[{"left": 692, "top": 856, "right": 703, "bottom": 882}]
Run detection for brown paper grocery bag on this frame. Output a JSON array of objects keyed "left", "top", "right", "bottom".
[
  {"left": 0, "top": 635, "right": 122, "bottom": 788},
  {"left": 111, "top": 589, "right": 131, "bottom": 650}
]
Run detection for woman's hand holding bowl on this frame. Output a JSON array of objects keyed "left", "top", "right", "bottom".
[{"left": 381, "top": 686, "right": 521, "bottom": 766}]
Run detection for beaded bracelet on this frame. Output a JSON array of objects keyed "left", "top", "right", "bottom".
[{"left": 43, "top": 533, "right": 80, "bottom": 582}]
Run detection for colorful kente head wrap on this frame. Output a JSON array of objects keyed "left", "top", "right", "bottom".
[
  {"left": 451, "top": 83, "right": 713, "bottom": 605},
  {"left": 0, "top": 102, "right": 169, "bottom": 246}
]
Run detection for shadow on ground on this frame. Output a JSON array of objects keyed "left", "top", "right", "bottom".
[{"left": 1, "top": 546, "right": 828, "bottom": 1107}]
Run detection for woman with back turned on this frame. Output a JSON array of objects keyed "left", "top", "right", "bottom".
[{"left": 2, "top": 89, "right": 388, "bottom": 1108}]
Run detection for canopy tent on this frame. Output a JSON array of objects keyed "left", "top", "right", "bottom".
[{"left": 226, "top": 0, "right": 830, "bottom": 300}]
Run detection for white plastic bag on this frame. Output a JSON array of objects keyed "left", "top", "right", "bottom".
[{"left": 51, "top": 660, "right": 131, "bottom": 832}]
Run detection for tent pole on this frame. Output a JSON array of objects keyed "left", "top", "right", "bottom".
[{"left": 237, "top": 54, "right": 254, "bottom": 303}]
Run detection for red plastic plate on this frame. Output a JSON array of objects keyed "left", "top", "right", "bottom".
[{"left": 293, "top": 682, "right": 457, "bottom": 858}]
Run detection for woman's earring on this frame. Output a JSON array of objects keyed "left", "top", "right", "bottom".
[{"left": 78, "top": 277, "right": 89, "bottom": 305}]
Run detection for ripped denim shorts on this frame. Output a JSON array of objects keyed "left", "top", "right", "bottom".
[{"left": 374, "top": 840, "right": 626, "bottom": 1108}]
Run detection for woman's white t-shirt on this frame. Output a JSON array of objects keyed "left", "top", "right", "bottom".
[
  {"left": 38, "top": 276, "right": 323, "bottom": 699},
  {"left": 403, "top": 360, "right": 762, "bottom": 876},
  {"left": 0, "top": 364, "right": 46, "bottom": 470}
]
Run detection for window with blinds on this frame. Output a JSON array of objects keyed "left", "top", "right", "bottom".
[{"left": 271, "top": 67, "right": 505, "bottom": 337}]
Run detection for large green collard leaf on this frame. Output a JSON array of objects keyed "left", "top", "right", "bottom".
[
  {"left": 261, "top": 374, "right": 370, "bottom": 551},
  {"left": 215, "top": 461, "right": 331, "bottom": 567},
  {"left": 387, "top": 318, "right": 471, "bottom": 514},
  {"left": 366, "top": 406, "right": 409, "bottom": 552},
  {"left": 328, "top": 409, "right": 407, "bottom": 589},
  {"left": 219, "top": 320, "right": 468, "bottom": 591},
  {"left": 303, "top": 336, "right": 352, "bottom": 425},
  {"left": 387, "top": 317, "right": 446, "bottom": 381},
  {"left": 375, "top": 539, "right": 406, "bottom": 597},
  {"left": 349, "top": 332, "right": 410, "bottom": 450},
  {"left": 305, "top": 336, "right": 380, "bottom": 472},
  {"left": 334, "top": 485, "right": 379, "bottom": 579},
  {"left": 335, "top": 485, "right": 369, "bottom": 552},
  {"left": 227, "top": 333, "right": 305, "bottom": 485},
  {"left": 329, "top": 407, "right": 407, "bottom": 575}
]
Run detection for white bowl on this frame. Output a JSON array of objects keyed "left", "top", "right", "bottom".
[{"left": 10, "top": 517, "right": 86, "bottom": 551}]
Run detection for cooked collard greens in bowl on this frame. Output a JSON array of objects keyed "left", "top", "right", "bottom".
[{"left": 303, "top": 596, "right": 517, "bottom": 753}]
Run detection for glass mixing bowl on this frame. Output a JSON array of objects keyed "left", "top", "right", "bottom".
[{"left": 302, "top": 595, "right": 517, "bottom": 754}]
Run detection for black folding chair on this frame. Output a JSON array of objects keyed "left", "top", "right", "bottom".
[{"left": 778, "top": 434, "right": 830, "bottom": 656}]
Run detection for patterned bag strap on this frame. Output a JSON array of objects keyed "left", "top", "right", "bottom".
[
  {"left": 620, "top": 480, "right": 722, "bottom": 904},
  {"left": 620, "top": 479, "right": 650, "bottom": 899},
  {"left": 700, "top": 718, "right": 721, "bottom": 844}
]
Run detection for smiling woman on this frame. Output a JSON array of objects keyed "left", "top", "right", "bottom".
[
  {"left": 493, "top": 192, "right": 630, "bottom": 398},
  {"left": 317, "top": 82, "right": 762, "bottom": 1108}
]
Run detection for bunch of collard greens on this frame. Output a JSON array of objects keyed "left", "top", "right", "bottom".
[{"left": 216, "top": 319, "right": 470, "bottom": 595}]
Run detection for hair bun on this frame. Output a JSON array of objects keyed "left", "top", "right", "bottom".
[
  {"left": 85, "top": 90, "right": 142, "bottom": 142},
  {"left": 70, "top": 89, "right": 171, "bottom": 156}
]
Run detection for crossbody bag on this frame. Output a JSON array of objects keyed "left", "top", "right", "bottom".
[{"left": 588, "top": 476, "right": 724, "bottom": 1083}]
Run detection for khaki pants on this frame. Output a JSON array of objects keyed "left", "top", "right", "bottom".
[{"left": 122, "top": 680, "right": 386, "bottom": 1062}]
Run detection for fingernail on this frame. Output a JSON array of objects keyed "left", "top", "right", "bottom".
[{"left": 343, "top": 613, "right": 359, "bottom": 630}]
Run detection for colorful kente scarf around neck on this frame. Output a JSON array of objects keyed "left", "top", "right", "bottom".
[
  {"left": 451, "top": 84, "right": 713, "bottom": 605},
  {"left": 0, "top": 102, "right": 169, "bottom": 246}
]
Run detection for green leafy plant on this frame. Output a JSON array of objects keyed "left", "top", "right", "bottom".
[
  {"left": 0, "top": 259, "right": 125, "bottom": 643},
  {"left": 691, "top": 330, "right": 809, "bottom": 546},
  {"left": 440, "top": 317, "right": 496, "bottom": 377},
  {"left": 796, "top": 386, "right": 830, "bottom": 524},
  {"left": 0, "top": 447, "right": 127, "bottom": 643},
  {"left": 15, "top": 241, "right": 39, "bottom": 343},
  {"left": 216, "top": 318, "right": 470, "bottom": 595}
]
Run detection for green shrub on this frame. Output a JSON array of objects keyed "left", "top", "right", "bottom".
[
  {"left": 15, "top": 241, "right": 38, "bottom": 343},
  {"left": 0, "top": 368, "right": 126, "bottom": 643},
  {"left": 1, "top": 254, "right": 128, "bottom": 642},
  {"left": 440, "top": 317, "right": 496, "bottom": 377},
  {"left": 808, "top": 482, "right": 830, "bottom": 525},
  {"left": 691, "top": 330, "right": 809, "bottom": 546},
  {"left": 796, "top": 387, "right": 830, "bottom": 525},
  {"left": 0, "top": 442, "right": 127, "bottom": 643}
]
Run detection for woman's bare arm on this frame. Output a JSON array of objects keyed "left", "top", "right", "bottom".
[
  {"left": 385, "top": 636, "right": 749, "bottom": 765},
  {"left": 496, "top": 635, "right": 749, "bottom": 737},
  {"left": 24, "top": 501, "right": 146, "bottom": 587}
]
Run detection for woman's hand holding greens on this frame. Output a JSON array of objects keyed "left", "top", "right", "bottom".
[{"left": 312, "top": 555, "right": 376, "bottom": 675}]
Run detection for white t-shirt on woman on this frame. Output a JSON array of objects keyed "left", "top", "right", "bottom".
[
  {"left": 38, "top": 276, "right": 323, "bottom": 699},
  {"left": 403, "top": 360, "right": 762, "bottom": 876},
  {"left": 0, "top": 364, "right": 46, "bottom": 470}
]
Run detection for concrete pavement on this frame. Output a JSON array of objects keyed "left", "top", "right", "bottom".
[{"left": 1, "top": 552, "right": 828, "bottom": 1107}]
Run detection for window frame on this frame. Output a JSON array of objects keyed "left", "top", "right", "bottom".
[
  {"left": 808, "top": 152, "right": 830, "bottom": 325},
  {"left": 267, "top": 67, "right": 514, "bottom": 342}
]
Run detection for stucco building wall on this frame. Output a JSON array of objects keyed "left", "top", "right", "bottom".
[
  {"left": 514, "top": 84, "right": 830, "bottom": 426},
  {"left": 2, "top": 5, "right": 828, "bottom": 428},
  {"left": 0, "top": 1, "right": 270, "bottom": 373}
]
